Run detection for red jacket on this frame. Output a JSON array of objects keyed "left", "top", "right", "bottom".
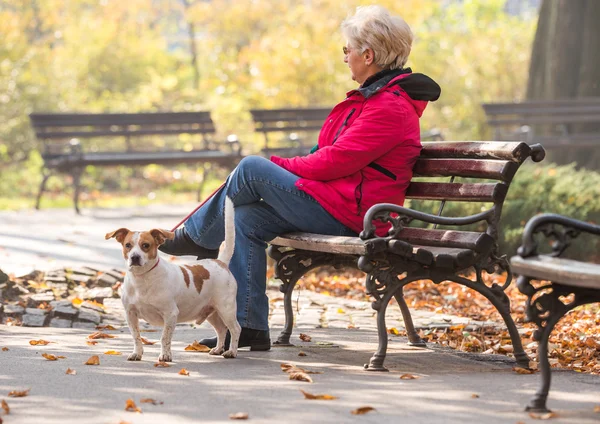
[{"left": 271, "top": 70, "right": 441, "bottom": 234}]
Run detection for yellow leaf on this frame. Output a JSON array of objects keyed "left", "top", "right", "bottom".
[
  {"left": 88, "top": 332, "right": 116, "bottom": 340},
  {"left": 229, "top": 412, "right": 249, "bottom": 420},
  {"left": 104, "top": 350, "right": 122, "bottom": 355},
  {"left": 86, "top": 341, "right": 98, "bottom": 346},
  {"left": 42, "top": 353, "right": 65, "bottom": 360},
  {"left": 66, "top": 368, "right": 77, "bottom": 375},
  {"left": 387, "top": 327, "right": 399, "bottom": 336},
  {"left": 71, "top": 297, "right": 83, "bottom": 306},
  {"left": 337, "top": 308, "right": 345, "bottom": 314},
  {"left": 124, "top": 398, "right": 142, "bottom": 413},
  {"left": 184, "top": 341, "right": 210, "bottom": 352},
  {"left": 29, "top": 339, "right": 52, "bottom": 346},
  {"left": 179, "top": 368, "right": 190, "bottom": 376},
  {"left": 85, "top": 355, "right": 100, "bottom": 365},
  {"left": 351, "top": 406, "right": 375, "bottom": 415},
  {"left": 300, "top": 390, "right": 337, "bottom": 400}
]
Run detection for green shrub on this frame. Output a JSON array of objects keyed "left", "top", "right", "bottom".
[{"left": 407, "top": 162, "right": 600, "bottom": 261}]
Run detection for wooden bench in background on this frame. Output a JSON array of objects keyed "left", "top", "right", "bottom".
[
  {"left": 511, "top": 213, "right": 600, "bottom": 413},
  {"left": 250, "top": 107, "right": 444, "bottom": 158},
  {"left": 29, "top": 112, "right": 243, "bottom": 213},
  {"left": 268, "top": 141, "right": 546, "bottom": 371},
  {"left": 482, "top": 98, "right": 600, "bottom": 149}
]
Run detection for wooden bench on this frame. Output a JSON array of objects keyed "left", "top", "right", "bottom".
[
  {"left": 29, "top": 112, "right": 243, "bottom": 213},
  {"left": 250, "top": 107, "right": 444, "bottom": 158},
  {"left": 268, "top": 141, "right": 546, "bottom": 371},
  {"left": 511, "top": 213, "right": 600, "bottom": 413},
  {"left": 482, "top": 98, "right": 600, "bottom": 149}
]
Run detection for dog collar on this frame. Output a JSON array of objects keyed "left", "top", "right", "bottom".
[{"left": 137, "top": 258, "right": 160, "bottom": 275}]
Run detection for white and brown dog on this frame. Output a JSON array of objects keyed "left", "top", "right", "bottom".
[{"left": 105, "top": 197, "right": 241, "bottom": 361}]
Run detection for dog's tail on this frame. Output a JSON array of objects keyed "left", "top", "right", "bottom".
[{"left": 218, "top": 196, "right": 235, "bottom": 265}]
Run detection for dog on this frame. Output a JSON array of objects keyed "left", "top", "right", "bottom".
[{"left": 105, "top": 197, "right": 241, "bottom": 361}]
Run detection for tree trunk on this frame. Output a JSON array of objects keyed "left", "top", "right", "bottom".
[{"left": 527, "top": 0, "right": 600, "bottom": 169}]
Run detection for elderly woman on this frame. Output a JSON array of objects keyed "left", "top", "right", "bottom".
[{"left": 160, "top": 5, "right": 440, "bottom": 350}]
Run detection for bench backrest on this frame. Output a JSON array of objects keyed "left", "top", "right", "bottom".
[
  {"left": 482, "top": 98, "right": 600, "bottom": 126},
  {"left": 405, "top": 141, "right": 541, "bottom": 242}
]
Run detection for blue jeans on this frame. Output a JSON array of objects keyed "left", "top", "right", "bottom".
[{"left": 184, "top": 156, "right": 357, "bottom": 331}]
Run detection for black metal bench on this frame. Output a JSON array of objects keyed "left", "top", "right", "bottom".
[
  {"left": 511, "top": 213, "right": 600, "bottom": 413},
  {"left": 29, "top": 112, "right": 243, "bottom": 213},
  {"left": 268, "top": 141, "right": 546, "bottom": 371},
  {"left": 482, "top": 98, "right": 600, "bottom": 149},
  {"left": 250, "top": 107, "right": 444, "bottom": 158}
]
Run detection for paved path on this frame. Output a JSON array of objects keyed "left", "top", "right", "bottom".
[{"left": 1, "top": 206, "right": 599, "bottom": 423}]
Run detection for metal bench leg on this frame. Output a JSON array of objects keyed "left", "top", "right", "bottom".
[
  {"left": 72, "top": 168, "right": 84, "bottom": 215},
  {"left": 394, "top": 290, "right": 427, "bottom": 347},
  {"left": 274, "top": 273, "right": 297, "bottom": 346},
  {"left": 526, "top": 319, "right": 557, "bottom": 413},
  {"left": 35, "top": 170, "right": 52, "bottom": 210},
  {"left": 364, "top": 287, "right": 394, "bottom": 372}
]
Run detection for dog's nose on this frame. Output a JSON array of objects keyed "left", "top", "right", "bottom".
[{"left": 130, "top": 254, "right": 141, "bottom": 266}]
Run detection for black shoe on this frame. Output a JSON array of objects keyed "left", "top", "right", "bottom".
[
  {"left": 199, "top": 328, "right": 271, "bottom": 351},
  {"left": 159, "top": 228, "right": 219, "bottom": 259}
]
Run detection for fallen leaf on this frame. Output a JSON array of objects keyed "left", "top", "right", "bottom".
[
  {"left": 595, "top": 405, "right": 600, "bottom": 413},
  {"left": 300, "top": 390, "right": 337, "bottom": 400},
  {"left": 154, "top": 361, "right": 170, "bottom": 368},
  {"left": 42, "top": 353, "right": 66, "bottom": 361},
  {"left": 184, "top": 341, "right": 210, "bottom": 352},
  {"left": 71, "top": 297, "right": 83, "bottom": 307},
  {"left": 29, "top": 340, "right": 52, "bottom": 346},
  {"left": 289, "top": 371, "right": 313, "bottom": 383},
  {"left": 280, "top": 363, "right": 322, "bottom": 374},
  {"left": 337, "top": 308, "right": 345, "bottom": 314},
  {"left": 66, "top": 368, "right": 77, "bottom": 375},
  {"left": 104, "top": 350, "right": 122, "bottom": 355},
  {"left": 471, "top": 394, "right": 480, "bottom": 398},
  {"left": 86, "top": 341, "right": 98, "bottom": 346},
  {"left": 8, "top": 389, "right": 30, "bottom": 397},
  {"left": 140, "top": 398, "right": 163, "bottom": 405},
  {"left": 351, "top": 406, "right": 375, "bottom": 415},
  {"left": 88, "top": 332, "right": 116, "bottom": 340},
  {"left": 85, "top": 355, "right": 100, "bottom": 365},
  {"left": 387, "top": 327, "right": 400, "bottom": 336},
  {"left": 140, "top": 329, "right": 159, "bottom": 333},
  {"left": 299, "top": 333, "right": 311, "bottom": 342},
  {"left": 298, "top": 352, "right": 307, "bottom": 357},
  {"left": 124, "top": 398, "right": 142, "bottom": 413},
  {"left": 1, "top": 399, "right": 9, "bottom": 414},
  {"left": 95, "top": 324, "right": 116, "bottom": 330},
  {"left": 1, "top": 348, "right": 8, "bottom": 351},
  {"left": 399, "top": 373, "right": 420, "bottom": 380},
  {"left": 513, "top": 367, "right": 535, "bottom": 375},
  {"left": 179, "top": 368, "right": 190, "bottom": 376},
  {"left": 229, "top": 412, "right": 249, "bottom": 420},
  {"left": 528, "top": 411, "right": 558, "bottom": 420},
  {"left": 141, "top": 337, "right": 156, "bottom": 345}
]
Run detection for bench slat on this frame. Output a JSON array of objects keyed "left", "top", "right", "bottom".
[
  {"left": 420, "top": 141, "right": 531, "bottom": 163},
  {"left": 35, "top": 127, "right": 216, "bottom": 139},
  {"left": 30, "top": 112, "right": 214, "bottom": 127},
  {"left": 396, "top": 228, "right": 493, "bottom": 253},
  {"left": 254, "top": 124, "right": 324, "bottom": 132},
  {"left": 511, "top": 255, "right": 600, "bottom": 290},
  {"left": 413, "top": 158, "right": 518, "bottom": 182},
  {"left": 406, "top": 182, "right": 508, "bottom": 203}
]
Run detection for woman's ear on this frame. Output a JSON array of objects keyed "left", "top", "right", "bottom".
[{"left": 364, "top": 48, "right": 375, "bottom": 66}]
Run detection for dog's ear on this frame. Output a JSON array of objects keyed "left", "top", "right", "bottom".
[
  {"left": 150, "top": 229, "right": 175, "bottom": 245},
  {"left": 105, "top": 228, "right": 130, "bottom": 243}
]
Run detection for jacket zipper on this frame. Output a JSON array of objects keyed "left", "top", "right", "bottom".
[
  {"left": 354, "top": 171, "right": 365, "bottom": 216},
  {"left": 332, "top": 108, "right": 356, "bottom": 144}
]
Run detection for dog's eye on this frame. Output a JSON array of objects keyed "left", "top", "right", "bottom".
[
  {"left": 125, "top": 243, "right": 132, "bottom": 249},
  {"left": 142, "top": 243, "right": 150, "bottom": 249}
]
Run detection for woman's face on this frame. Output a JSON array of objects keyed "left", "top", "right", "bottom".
[{"left": 344, "top": 42, "right": 377, "bottom": 85}]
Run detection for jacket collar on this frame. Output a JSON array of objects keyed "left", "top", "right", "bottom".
[{"left": 357, "top": 68, "right": 412, "bottom": 99}]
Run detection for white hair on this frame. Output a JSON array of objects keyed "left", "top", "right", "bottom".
[{"left": 341, "top": 5, "right": 413, "bottom": 69}]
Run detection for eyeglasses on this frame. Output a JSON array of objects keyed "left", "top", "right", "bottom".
[{"left": 343, "top": 46, "right": 351, "bottom": 55}]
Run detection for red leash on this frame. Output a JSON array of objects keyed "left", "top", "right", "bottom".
[{"left": 170, "top": 182, "right": 226, "bottom": 232}]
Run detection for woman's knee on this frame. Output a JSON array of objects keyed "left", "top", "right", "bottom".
[{"left": 235, "top": 155, "right": 271, "bottom": 175}]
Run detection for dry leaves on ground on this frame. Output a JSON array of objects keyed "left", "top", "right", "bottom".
[
  {"left": 513, "top": 367, "right": 535, "bottom": 375},
  {"left": 88, "top": 332, "right": 116, "bottom": 340},
  {"left": 1, "top": 348, "right": 8, "bottom": 352},
  {"left": 351, "top": 406, "right": 375, "bottom": 415},
  {"left": 300, "top": 390, "right": 337, "bottom": 400},
  {"left": 141, "top": 337, "right": 156, "bottom": 345},
  {"left": 124, "top": 399, "right": 141, "bottom": 413},
  {"left": 8, "top": 389, "right": 30, "bottom": 398},
  {"left": 104, "top": 350, "right": 122, "bottom": 355},
  {"left": 1, "top": 399, "right": 9, "bottom": 414},
  {"left": 280, "top": 363, "right": 322, "bottom": 375},
  {"left": 86, "top": 341, "right": 99, "bottom": 346},
  {"left": 298, "top": 352, "right": 307, "bottom": 357},
  {"left": 289, "top": 372, "right": 313, "bottom": 383},
  {"left": 387, "top": 327, "right": 400, "bottom": 336},
  {"left": 42, "top": 353, "right": 66, "bottom": 361},
  {"left": 399, "top": 373, "right": 420, "bottom": 380},
  {"left": 154, "top": 361, "right": 170, "bottom": 368},
  {"left": 229, "top": 412, "right": 249, "bottom": 420},
  {"left": 140, "top": 398, "right": 163, "bottom": 405},
  {"left": 95, "top": 324, "right": 116, "bottom": 330},
  {"left": 29, "top": 340, "right": 52, "bottom": 346},
  {"left": 529, "top": 411, "right": 558, "bottom": 420},
  {"left": 594, "top": 405, "right": 600, "bottom": 413},
  {"left": 299, "top": 333, "right": 312, "bottom": 342},
  {"left": 84, "top": 355, "right": 100, "bottom": 365},
  {"left": 179, "top": 368, "right": 190, "bottom": 376},
  {"left": 471, "top": 394, "right": 480, "bottom": 398},
  {"left": 66, "top": 368, "right": 76, "bottom": 375},
  {"left": 184, "top": 341, "right": 210, "bottom": 352}
]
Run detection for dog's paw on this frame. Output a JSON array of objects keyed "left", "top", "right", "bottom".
[
  {"left": 209, "top": 347, "right": 224, "bottom": 356},
  {"left": 158, "top": 352, "right": 172, "bottom": 362},
  {"left": 127, "top": 352, "right": 143, "bottom": 361},
  {"left": 222, "top": 350, "right": 237, "bottom": 359}
]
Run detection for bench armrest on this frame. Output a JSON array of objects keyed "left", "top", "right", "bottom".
[
  {"left": 360, "top": 203, "right": 494, "bottom": 240},
  {"left": 517, "top": 213, "right": 600, "bottom": 258}
]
